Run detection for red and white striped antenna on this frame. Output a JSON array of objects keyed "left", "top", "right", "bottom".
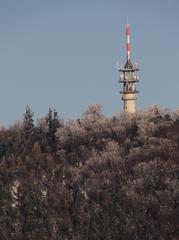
[{"left": 126, "top": 23, "right": 131, "bottom": 61}]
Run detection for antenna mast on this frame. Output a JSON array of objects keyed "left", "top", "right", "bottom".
[{"left": 126, "top": 23, "right": 131, "bottom": 61}]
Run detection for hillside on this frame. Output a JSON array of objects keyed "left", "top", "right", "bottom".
[{"left": 0, "top": 105, "right": 179, "bottom": 240}]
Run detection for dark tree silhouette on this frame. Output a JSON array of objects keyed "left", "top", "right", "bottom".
[
  {"left": 23, "top": 105, "right": 34, "bottom": 139},
  {"left": 46, "top": 108, "right": 60, "bottom": 152}
]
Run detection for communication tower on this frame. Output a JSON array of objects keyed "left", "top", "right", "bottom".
[{"left": 118, "top": 24, "right": 140, "bottom": 113}]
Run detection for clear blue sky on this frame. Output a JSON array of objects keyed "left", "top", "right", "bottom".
[{"left": 0, "top": 0, "right": 178, "bottom": 126}]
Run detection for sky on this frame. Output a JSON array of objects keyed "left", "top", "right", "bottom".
[{"left": 0, "top": 0, "right": 179, "bottom": 126}]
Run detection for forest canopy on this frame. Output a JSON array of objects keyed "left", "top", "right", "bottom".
[{"left": 0, "top": 105, "right": 179, "bottom": 240}]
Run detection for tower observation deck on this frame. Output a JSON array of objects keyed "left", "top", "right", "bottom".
[{"left": 118, "top": 24, "right": 140, "bottom": 113}]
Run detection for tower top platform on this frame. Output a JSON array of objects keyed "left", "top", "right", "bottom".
[{"left": 119, "top": 59, "right": 139, "bottom": 72}]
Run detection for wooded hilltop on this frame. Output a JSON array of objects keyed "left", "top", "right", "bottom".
[{"left": 0, "top": 104, "right": 179, "bottom": 240}]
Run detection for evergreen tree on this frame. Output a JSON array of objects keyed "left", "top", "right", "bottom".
[
  {"left": 23, "top": 105, "right": 34, "bottom": 139},
  {"left": 46, "top": 108, "right": 60, "bottom": 152}
]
